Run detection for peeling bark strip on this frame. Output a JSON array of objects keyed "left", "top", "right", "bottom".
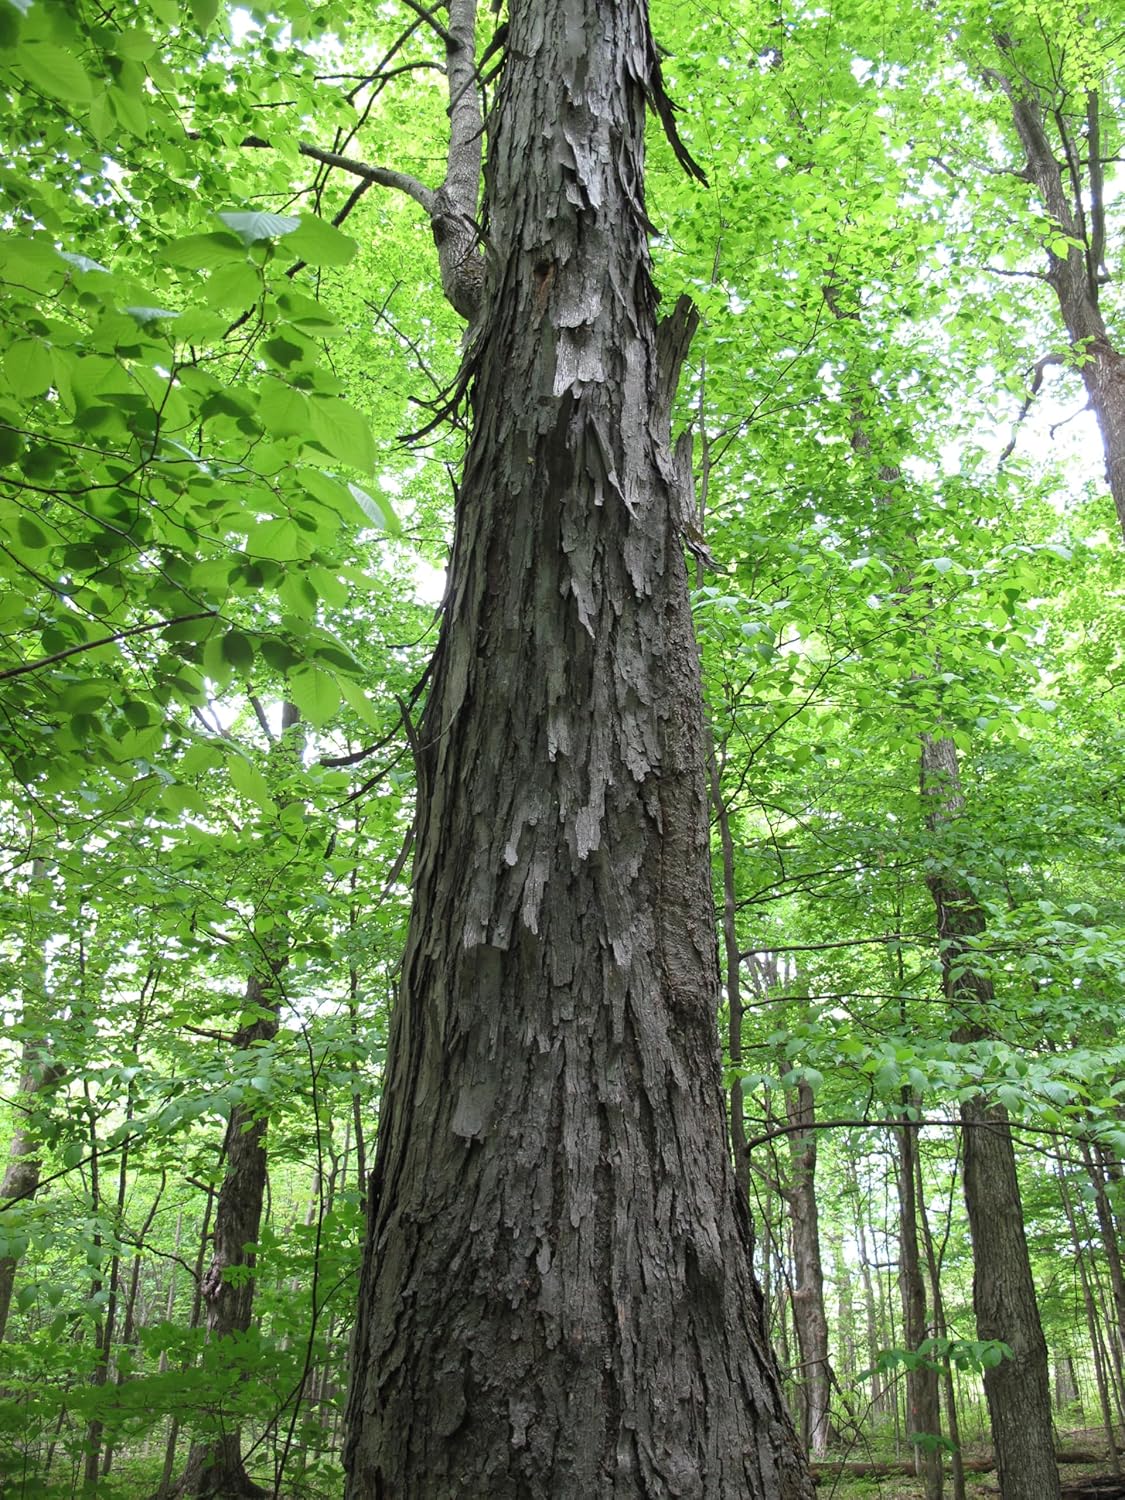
[{"left": 343, "top": 3, "right": 812, "bottom": 1497}]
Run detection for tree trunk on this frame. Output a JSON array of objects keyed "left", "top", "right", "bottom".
[
  {"left": 916, "top": 1147, "right": 966, "bottom": 1500},
  {"left": 342, "top": 3, "right": 813, "bottom": 1496},
  {"left": 168, "top": 970, "right": 281, "bottom": 1500},
  {"left": 990, "top": 62, "right": 1125, "bottom": 532},
  {"left": 921, "top": 732, "right": 1059, "bottom": 1500},
  {"left": 896, "top": 1105, "right": 943, "bottom": 1499},
  {"left": 847, "top": 1158, "right": 889, "bottom": 1421},
  {"left": 1058, "top": 1165, "right": 1122, "bottom": 1478},
  {"left": 0, "top": 857, "right": 61, "bottom": 1344},
  {"left": 787, "top": 1078, "right": 833, "bottom": 1459}
]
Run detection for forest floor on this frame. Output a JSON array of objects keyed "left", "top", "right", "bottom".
[{"left": 821, "top": 1428, "right": 1121, "bottom": 1498}]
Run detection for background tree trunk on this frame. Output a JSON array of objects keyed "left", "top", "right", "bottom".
[
  {"left": 990, "top": 58, "right": 1125, "bottom": 531},
  {"left": 787, "top": 1078, "right": 833, "bottom": 1458},
  {"left": 343, "top": 3, "right": 813, "bottom": 1496},
  {"left": 921, "top": 732, "right": 1060, "bottom": 1500},
  {"left": 0, "top": 857, "right": 61, "bottom": 1344},
  {"left": 897, "top": 1105, "right": 943, "bottom": 1499}
]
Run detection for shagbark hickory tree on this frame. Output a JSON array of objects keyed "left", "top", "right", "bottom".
[{"left": 343, "top": 0, "right": 812, "bottom": 1496}]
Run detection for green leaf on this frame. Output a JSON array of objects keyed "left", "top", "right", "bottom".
[
  {"left": 161, "top": 231, "right": 246, "bottom": 271},
  {"left": 203, "top": 261, "right": 261, "bottom": 312},
  {"left": 348, "top": 481, "right": 400, "bottom": 535},
  {"left": 125, "top": 305, "right": 179, "bottom": 324},
  {"left": 339, "top": 677, "right": 381, "bottom": 729},
  {"left": 286, "top": 215, "right": 357, "bottom": 266},
  {"left": 228, "top": 755, "right": 276, "bottom": 813},
  {"left": 57, "top": 249, "right": 109, "bottom": 274},
  {"left": 220, "top": 629, "right": 255, "bottom": 673},
  {"left": 5, "top": 339, "right": 53, "bottom": 397},
  {"left": 189, "top": 0, "right": 219, "bottom": 28},
  {"left": 258, "top": 378, "right": 309, "bottom": 439},
  {"left": 308, "top": 397, "right": 376, "bottom": 473},
  {"left": 217, "top": 210, "right": 301, "bottom": 245},
  {"left": 18, "top": 41, "right": 93, "bottom": 103},
  {"left": 286, "top": 664, "right": 339, "bottom": 728}
]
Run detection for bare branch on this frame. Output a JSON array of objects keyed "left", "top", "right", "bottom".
[
  {"left": 997, "top": 353, "right": 1063, "bottom": 466},
  {"left": 399, "top": 0, "right": 456, "bottom": 48}
]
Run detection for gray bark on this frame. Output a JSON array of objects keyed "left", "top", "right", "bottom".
[
  {"left": 343, "top": 2, "right": 813, "bottom": 1495},
  {"left": 896, "top": 1107, "right": 942, "bottom": 1499},
  {"left": 990, "top": 59, "right": 1125, "bottom": 531},
  {"left": 786, "top": 1079, "right": 832, "bottom": 1459},
  {"left": 921, "top": 733, "right": 1060, "bottom": 1500},
  {"left": 167, "top": 970, "right": 282, "bottom": 1500},
  {"left": 0, "top": 857, "right": 61, "bottom": 1345}
]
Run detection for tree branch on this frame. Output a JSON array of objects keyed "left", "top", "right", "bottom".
[
  {"left": 399, "top": 0, "right": 456, "bottom": 48},
  {"left": 0, "top": 611, "right": 220, "bottom": 683}
]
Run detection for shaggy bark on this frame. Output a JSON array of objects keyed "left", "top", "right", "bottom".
[
  {"left": 342, "top": 2, "right": 813, "bottom": 1496},
  {"left": 921, "top": 733, "right": 1060, "bottom": 1500}
]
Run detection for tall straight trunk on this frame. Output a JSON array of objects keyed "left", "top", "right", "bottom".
[
  {"left": 158, "top": 1195, "right": 212, "bottom": 1500},
  {"left": 167, "top": 703, "right": 298, "bottom": 1498},
  {"left": 832, "top": 1237, "right": 856, "bottom": 1387},
  {"left": 0, "top": 857, "right": 61, "bottom": 1343},
  {"left": 1082, "top": 1139, "right": 1125, "bottom": 1359},
  {"left": 847, "top": 1160, "right": 889, "bottom": 1420},
  {"left": 915, "top": 1148, "right": 966, "bottom": 1500},
  {"left": 342, "top": 3, "right": 813, "bottom": 1496},
  {"left": 168, "top": 967, "right": 283, "bottom": 1500},
  {"left": 1057, "top": 1165, "right": 1122, "bottom": 1477},
  {"left": 896, "top": 1106, "right": 942, "bottom": 1499},
  {"left": 921, "top": 733, "right": 1059, "bottom": 1500},
  {"left": 710, "top": 754, "right": 750, "bottom": 1203},
  {"left": 786, "top": 1078, "right": 832, "bottom": 1458},
  {"left": 989, "top": 61, "right": 1125, "bottom": 531}
]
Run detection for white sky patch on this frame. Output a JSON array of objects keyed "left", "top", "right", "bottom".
[{"left": 411, "top": 556, "right": 446, "bottom": 605}]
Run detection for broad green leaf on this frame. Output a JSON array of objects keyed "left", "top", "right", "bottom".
[
  {"left": 161, "top": 231, "right": 245, "bottom": 271},
  {"left": 220, "top": 629, "right": 255, "bottom": 673},
  {"left": 203, "top": 261, "right": 261, "bottom": 312},
  {"left": 228, "top": 755, "right": 276, "bottom": 813},
  {"left": 57, "top": 249, "right": 109, "bottom": 274},
  {"left": 286, "top": 216, "right": 357, "bottom": 267},
  {"left": 258, "top": 378, "right": 308, "bottom": 439},
  {"left": 348, "top": 481, "right": 400, "bottom": 535},
  {"left": 18, "top": 41, "right": 92, "bottom": 103},
  {"left": 286, "top": 664, "right": 339, "bottom": 728},
  {"left": 5, "top": 339, "right": 53, "bottom": 397},
  {"left": 189, "top": 0, "right": 219, "bottom": 28},
  {"left": 125, "top": 305, "right": 179, "bottom": 324},
  {"left": 217, "top": 210, "right": 301, "bottom": 245},
  {"left": 339, "top": 677, "right": 382, "bottom": 729},
  {"left": 308, "top": 396, "right": 376, "bottom": 473}
]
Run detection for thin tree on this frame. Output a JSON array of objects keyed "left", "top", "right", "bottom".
[
  {"left": 921, "top": 732, "right": 1060, "bottom": 1500},
  {"left": 0, "top": 857, "right": 61, "bottom": 1344},
  {"left": 165, "top": 703, "right": 299, "bottom": 1499},
  {"left": 985, "top": 34, "right": 1125, "bottom": 530},
  {"left": 342, "top": 1, "right": 813, "bottom": 1494}
]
